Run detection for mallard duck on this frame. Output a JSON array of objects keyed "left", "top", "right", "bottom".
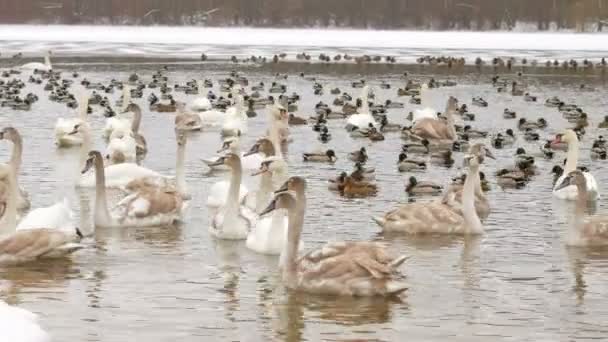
[
  {"left": 598, "top": 116, "right": 608, "bottom": 128},
  {"left": 350, "top": 162, "right": 376, "bottom": 182},
  {"left": 379, "top": 116, "right": 402, "bottom": 132},
  {"left": 367, "top": 127, "right": 385, "bottom": 141},
  {"left": 524, "top": 93, "right": 537, "bottom": 102},
  {"left": 463, "top": 125, "right": 487, "bottom": 138},
  {"left": 503, "top": 108, "right": 516, "bottom": 119},
  {"left": 328, "top": 172, "right": 347, "bottom": 191},
  {"left": 431, "top": 149, "right": 454, "bottom": 167},
  {"left": 472, "top": 96, "right": 488, "bottom": 107},
  {"left": 402, "top": 139, "right": 430, "bottom": 154},
  {"left": 349, "top": 147, "right": 368, "bottom": 163},
  {"left": 288, "top": 113, "right": 307, "bottom": 125},
  {"left": 303, "top": 150, "right": 337, "bottom": 163},
  {"left": 341, "top": 176, "right": 377, "bottom": 197},
  {"left": 405, "top": 176, "right": 442, "bottom": 196},
  {"left": 515, "top": 147, "right": 535, "bottom": 170},
  {"left": 524, "top": 128, "right": 540, "bottom": 141},
  {"left": 491, "top": 129, "right": 516, "bottom": 149},
  {"left": 518, "top": 118, "right": 547, "bottom": 130},
  {"left": 397, "top": 153, "right": 426, "bottom": 172},
  {"left": 591, "top": 141, "right": 607, "bottom": 160},
  {"left": 540, "top": 141, "right": 555, "bottom": 159},
  {"left": 496, "top": 169, "right": 527, "bottom": 188},
  {"left": 551, "top": 165, "right": 564, "bottom": 186}
]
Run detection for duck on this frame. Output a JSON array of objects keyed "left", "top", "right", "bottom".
[
  {"left": 518, "top": 118, "right": 547, "bottom": 130},
  {"left": 0, "top": 164, "right": 83, "bottom": 266},
  {"left": 405, "top": 176, "right": 442, "bottom": 196},
  {"left": 524, "top": 93, "right": 537, "bottom": 102},
  {"left": 261, "top": 178, "right": 408, "bottom": 296},
  {"left": 373, "top": 155, "right": 484, "bottom": 235},
  {"left": 598, "top": 116, "right": 608, "bottom": 128},
  {"left": 503, "top": 108, "right": 516, "bottom": 119},
  {"left": 209, "top": 153, "right": 256, "bottom": 240},
  {"left": 150, "top": 95, "right": 178, "bottom": 113},
  {"left": 430, "top": 149, "right": 455, "bottom": 167},
  {"left": 0, "top": 127, "right": 30, "bottom": 211},
  {"left": 379, "top": 116, "right": 402, "bottom": 132},
  {"left": 288, "top": 113, "right": 307, "bottom": 125},
  {"left": 349, "top": 147, "right": 368, "bottom": 163},
  {"left": 246, "top": 158, "right": 290, "bottom": 255},
  {"left": 554, "top": 170, "right": 608, "bottom": 246},
  {"left": 524, "top": 128, "right": 540, "bottom": 141},
  {"left": 341, "top": 176, "right": 378, "bottom": 197},
  {"left": 397, "top": 153, "right": 426, "bottom": 172},
  {"left": 491, "top": 129, "right": 516, "bottom": 148},
  {"left": 590, "top": 141, "right": 607, "bottom": 160},
  {"left": 472, "top": 96, "right": 488, "bottom": 107},
  {"left": 552, "top": 130, "right": 600, "bottom": 201},
  {"left": 54, "top": 93, "right": 89, "bottom": 147},
  {"left": 350, "top": 162, "right": 376, "bottom": 182},
  {"left": 402, "top": 139, "right": 430, "bottom": 154},
  {"left": 0, "top": 300, "right": 51, "bottom": 342},
  {"left": 551, "top": 165, "right": 564, "bottom": 187},
  {"left": 303, "top": 150, "right": 337, "bottom": 163},
  {"left": 462, "top": 125, "right": 487, "bottom": 138},
  {"left": 318, "top": 126, "right": 332, "bottom": 143}
]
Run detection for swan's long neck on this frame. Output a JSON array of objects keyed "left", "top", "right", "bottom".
[
  {"left": 130, "top": 107, "right": 142, "bottom": 133},
  {"left": 8, "top": 134, "right": 23, "bottom": 177},
  {"left": 474, "top": 170, "right": 483, "bottom": 197},
  {"left": 283, "top": 193, "right": 306, "bottom": 287},
  {"left": 256, "top": 172, "right": 274, "bottom": 213},
  {"left": 78, "top": 95, "right": 89, "bottom": 120},
  {"left": 79, "top": 127, "right": 92, "bottom": 171},
  {"left": 565, "top": 138, "right": 579, "bottom": 173},
  {"left": 44, "top": 54, "right": 52, "bottom": 69},
  {"left": 176, "top": 141, "right": 187, "bottom": 195},
  {"left": 0, "top": 169, "right": 18, "bottom": 236},
  {"left": 445, "top": 100, "right": 457, "bottom": 140},
  {"left": 93, "top": 156, "right": 113, "bottom": 228},
  {"left": 269, "top": 121, "right": 283, "bottom": 159},
  {"left": 462, "top": 167, "right": 483, "bottom": 234},
  {"left": 226, "top": 159, "right": 243, "bottom": 214},
  {"left": 420, "top": 85, "right": 431, "bottom": 106},
  {"left": 121, "top": 86, "right": 131, "bottom": 112}
]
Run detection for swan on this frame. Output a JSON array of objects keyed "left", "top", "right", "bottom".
[
  {"left": 189, "top": 80, "right": 212, "bottom": 112},
  {"left": 345, "top": 86, "right": 378, "bottom": 131},
  {"left": 555, "top": 170, "right": 608, "bottom": 246},
  {"left": 0, "top": 127, "right": 30, "bottom": 210},
  {"left": 54, "top": 93, "right": 89, "bottom": 147},
  {"left": 19, "top": 51, "right": 52, "bottom": 71},
  {"left": 552, "top": 130, "right": 599, "bottom": 201},
  {"left": 84, "top": 138, "right": 188, "bottom": 228},
  {"left": 175, "top": 103, "right": 203, "bottom": 131},
  {"left": 262, "top": 176, "right": 409, "bottom": 296},
  {"left": 105, "top": 130, "right": 137, "bottom": 165},
  {"left": 102, "top": 85, "right": 132, "bottom": 140},
  {"left": 73, "top": 124, "right": 166, "bottom": 188},
  {"left": 16, "top": 198, "right": 75, "bottom": 232},
  {"left": 246, "top": 158, "right": 290, "bottom": 255},
  {"left": 411, "top": 96, "right": 459, "bottom": 141},
  {"left": 120, "top": 103, "right": 148, "bottom": 158},
  {"left": 373, "top": 155, "right": 484, "bottom": 235},
  {"left": 209, "top": 153, "right": 256, "bottom": 240},
  {"left": 0, "top": 164, "right": 83, "bottom": 266},
  {"left": 0, "top": 300, "right": 51, "bottom": 342},
  {"left": 221, "top": 94, "right": 248, "bottom": 136},
  {"left": 411, "top": 84, "right": 437, "bottom": 123}
]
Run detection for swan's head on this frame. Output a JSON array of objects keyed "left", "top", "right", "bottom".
[
  {"left": 0, "top": 127, "right": 20, "bottom": 142},
  {"left": 555, "top": 170, "right": 585, "bottom": 191},
  {"left": 468, "top": 143, "right": 494, "bottom": 163},
  {"left": 259, "top": 192, "right": 296, "bottom": 217},
  {"left": 559, "top": 129, "right": 578, "bottom": 144},
  {"left": 219, "top": 153, "right": 241, "bottom": 168},
  {"left": 122, "top": 103, "right": 140, "bottom": 114},
  {"left": 244, "top": 138, "right": 273, "bottom": 157},
  {"left": 464, "top": 155, "right": 481, "bottom": 171},
  {"left": 446, "top": 96, "right": 458, "bottom": 110},
  {"left": 218, "top": 136, "right": 239, "bottom": 153},
  {"left": 176, "top": 129, "right": 187, "bottom": 147},
  {"left": 251, "top": 158, "right": 287, "bottom": 177},
  {"left": 276, "top": 176, "right": 307, "bottom": 194},
  {"left": 82, "top": 151, "right": 102, "bottom": 174},
  {"left": 68, "top": 123, "right": 88, "bottom": 136}
]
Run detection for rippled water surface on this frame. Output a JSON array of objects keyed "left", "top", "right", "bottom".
[{"left": 1, "top": 59, "right": 608, "bottom": 341}]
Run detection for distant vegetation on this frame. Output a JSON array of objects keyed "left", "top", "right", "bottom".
[{"left": 1, "top": 0, "right": 608, "bottom": 32}]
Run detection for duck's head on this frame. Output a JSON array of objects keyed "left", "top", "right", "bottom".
[
  {"left": 326, "top": 149, "right": 337, "bottom": 161},
  {"left": 554, "top": 170, "right": 585, "bottom": 191},
  {"left": 516, "top": 147, "right": 526, "bottom": 155},
  {"left": 398, "top": 152, "right": 407, "bottom": 162},
  {"left": 408, "top": 176, "right": 417, "bottom": 186},
  {"left": 518, "top": 118, "right": 527, "bottom": 125},
  {"left": 260, "top": 192, "right": 296, "bottom": 216},
  {"left": 506, "top": 129, "right": 514, "bottom": 137},
  {"left": 551, "top": 165, "right": 563, "bottom": 175},
  {"left": 276, "top": 176, "right": 307, "bottom": 194}
]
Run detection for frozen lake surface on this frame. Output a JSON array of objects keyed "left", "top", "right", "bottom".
[{"left": 1, "top": 25, "right": 607, "bottom": 63}]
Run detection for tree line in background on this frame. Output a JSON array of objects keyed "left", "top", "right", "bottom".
[{"left": 1, "top": 0, "right": 607, "bottom": 31}]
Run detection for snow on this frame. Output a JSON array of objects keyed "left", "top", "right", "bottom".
[{"left": 0, "top": 25, "right": 607, "bottom": 62}]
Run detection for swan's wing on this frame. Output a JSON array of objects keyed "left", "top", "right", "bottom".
[
  {"left": 16, "top": 200, "right": 74, "bottom": 231},
  {"left": 0, "top": 229, "right": 75, "bottom": 259}
]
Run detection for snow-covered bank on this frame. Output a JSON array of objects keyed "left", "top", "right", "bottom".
[{"left": 1, "top": 25, "right": 607, "bottom": 51}]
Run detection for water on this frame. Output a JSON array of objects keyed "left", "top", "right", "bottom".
[{"left": 1, "top": 60, "right": 608, "bottom": 341}]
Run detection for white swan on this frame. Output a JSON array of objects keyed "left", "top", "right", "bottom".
[
  {"left": 209, "top": 153, "right": 256, "bottom": 240},
  {"left": 555, "top": 170, "right": 608, "bottom": 246},
  {"left": 373, "top": 155, "right": 484, "bottom": 235},
  {"left": 102, "top": 85, "right": 132, "bottom": 140},
  {"left": 0, "top": 127, "right": 30, "bottom": 211},
  {"left": 189, "top": 80, "right": 212, "bottom": 112},
  {"left": 73, "top": 124, "right": 165, "bottom": 188},
  {"left": 345, "top": 85, "right": 378, "bottom": 131},
  {"left": 54, "top": 94, "right": 89, "bottom": 147},
  {"left": 17, "top": 198, "right": 75, "bottom": 232},
  {"left": 221, "top": 94, "right": 248, "bottom": 136},
  {"left": 411, "top": 84, "right": 437, "bottom": 123},
  {"left": 246, "top": 158, "right": 290, "bottom": 255},
  {"left": 261, "top": 176, "right": 409, "bottom": 296},
  {"left": 105, "top": 131, "right": 137, "bottom": 165},
  {"left": 0, "top": 300, "right": 51, "bottom": 342},
  {"left": 20, "top": 51, "right": 52, "bottom": 72},
  {"left": 0, "top": 164, "right": 83, "bottom": 266},
  {"left": 175, "top": 103, "right": 203, "bottom": 131},
  {"left": 85, "top": 142, "right": 188, "bottom": 228},
  {"left": 202, "top": 134, "right": 264, "bottom": 171},
  {"left": 552, "top": 130, "right": 599, "bottom": 201}
]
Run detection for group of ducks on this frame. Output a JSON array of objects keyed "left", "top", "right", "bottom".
[{"left": 2, "top": 52, "right": 608, "bottom": 341}]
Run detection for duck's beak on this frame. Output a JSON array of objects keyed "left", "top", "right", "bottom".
[{"left": 259, "top": 199, "right": 277, "bottom": 216}]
